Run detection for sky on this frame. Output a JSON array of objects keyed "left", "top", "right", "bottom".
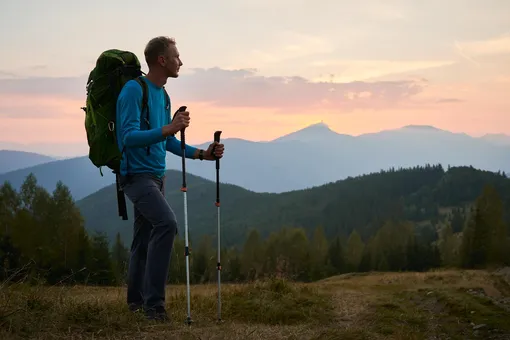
[{"left": 0, "top": 0, "right": 509, "bottom": 156}]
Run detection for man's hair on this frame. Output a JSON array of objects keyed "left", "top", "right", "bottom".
[{"left": 144, "top": 36, "right": 176, "bottom": 66}]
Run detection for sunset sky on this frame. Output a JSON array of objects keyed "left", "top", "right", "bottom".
[{"left": 1, "top": 0, "right": 509, "bottom": 157}]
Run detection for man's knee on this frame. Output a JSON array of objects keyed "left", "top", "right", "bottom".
[{"left": 155, "top": 210, "right": 178, "bottom": 235}]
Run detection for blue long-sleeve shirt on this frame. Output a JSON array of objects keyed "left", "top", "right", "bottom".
[{"left": 116, "top": 77, "right": 198, "bottom": 177}]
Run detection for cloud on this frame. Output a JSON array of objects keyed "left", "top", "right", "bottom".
[
  {"left": 172, "top": 68, "right": 427, "bottom": 112},
  {"left": 362, "top": 2, "right": 408, "bottom": 21},
  {"left": 0, "top": 70, "right": 18, "bottom": 78},
  {"left": 248, "top": 31, "right": 335, "bottom": 64},
  {"left": 29, "top": 65, "right": 48, "bottom": 71},
  {"left": 456, "top": 34, "right": 510, "bottom": 56},
  {"left": 453, "top": 33, "right": 510, "bottom": 66},
  {"left": 309, "top": 60, "right": 455, "bottom": 83},
  {"left": 0, "top": 76, "right": 86, "bottom": 99},
  {"left": 436, "top": 98, "right": 464, "bottom": 103},
  {"left": 0, "top": 93, "right": 84, "bottom": 119},
  {"left": 0, "top": 67, "right": 428, "bottom": 119},
  {"left": 224, "top": 30, "right": 337, "bottom": 78}
]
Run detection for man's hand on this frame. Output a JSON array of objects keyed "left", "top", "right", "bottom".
[
  {"left": 204, "top": 141, "right": 224, "bottom": 160},
  {"left": 162, "top": 110, "right": 190, "bottom": 137}
]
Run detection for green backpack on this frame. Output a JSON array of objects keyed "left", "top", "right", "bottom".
[{"left": 82, "top": 49, "right": 150, "bottom": 221}]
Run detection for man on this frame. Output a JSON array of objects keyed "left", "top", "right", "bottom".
[{"left": 115, "top": 36, "right": 224, "bottom": 321}]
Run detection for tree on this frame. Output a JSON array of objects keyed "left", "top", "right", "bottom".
[
  {"left": 438, "top": 222, "right": 457, "bottom": 267},
  {"left": 241, "top": 229, "right": 264, "bottom": 281},
  {"left": 460, "top": 185, "right": 508, "bottom": 268},
  {"left": 0, "top": 181, "right": 21, "bottom": 235},
  {"left": 192, "top": 235, "right": 214, "bottom": 284},
  {"left": 345, "top": 229, "right": 365, "bottom": 272},
  {"left": 88, "top": 232, "right": 115, "bottom": 285},
  {"left": 45, "top": 181, "right": 86, "bottom": 283},
  {"left": 327, "top": 236, "right": 345, "bottom": 274},
  {"left": 450, "top": 208, "right": 465, "bottom": 233},
  {"left": 309, "top": 225, "right": 329, "bottom": 280}
]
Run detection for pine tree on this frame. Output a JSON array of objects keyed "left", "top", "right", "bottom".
[
  {"left": 88, "top": 232, "right": 115, "bottom": 285},
  {"left": 285, "top": 228, "right": 310, "bottom": 281},
  {"left": 450, "top": 208, "right": 465, "bottom": 233},
  {"left": 460, "top": 185, "right": 508, "bottom": 268},
  {"left": 225, "top": 247, "right": 243, "bottom": 282},
  {"left": 327, "top": 236, "right": 345, "bottom": 274},
  {"left": 345, "top": 229, "right": 365, "bottom": 272},
  {"left": 241, "top": 229, "right": 264, "bottom": 281},
  {"left": 438, "top": 222, "right": 457, "bottom": 267},
  {"left": 309, "top": 225, "right": 329, "bottom": 280},
  {"left": 192, "top": 235, "right": 214, "bottom": 284},
  {"left": 0, "top": 181, "right": 21, "bottom": 235}
]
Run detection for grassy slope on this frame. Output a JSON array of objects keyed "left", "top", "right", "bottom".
[
  {"left": 78, "top": 165, "right": 510, "bottom": 249},
  {"left": 2, "top": 269, "right": 510, "bottom": 339},
  {"left": 77, "top": 170, "right": 260, "bottom": 247}
]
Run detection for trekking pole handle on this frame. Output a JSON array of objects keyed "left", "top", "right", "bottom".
[
  {"left": 213, "top": 131, "right": 222, "bottom": 160},
  {"left": 214, "top": 131, "right": 222, "bottom": 143},
  {"left": 174, "top": 106, "right": 187, "bottom": 149},
  {"left": 213, "top": 131, "right": 221, "bottom": 205}
]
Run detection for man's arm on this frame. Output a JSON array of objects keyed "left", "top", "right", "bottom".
[
  {"left": 166, "top": 135, "right": 201, "bottom": 159},
  {"left": 117, "top": 81, "right": 166, "bottom": 148}
]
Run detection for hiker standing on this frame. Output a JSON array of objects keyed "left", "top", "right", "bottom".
[{"left": 115, "top": 36, "right": 225, "bottom": 321}]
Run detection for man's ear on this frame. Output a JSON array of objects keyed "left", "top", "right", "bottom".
[{"left": 157, "top": 55, "right": 165, "bottom": 66}]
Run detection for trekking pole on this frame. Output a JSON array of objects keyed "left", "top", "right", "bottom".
[
  {"left": 176, "top": 105, "right": 193, "bottom": 326},
  {"left": 213, "top": 130, "right": 222, "bottom": 322}
]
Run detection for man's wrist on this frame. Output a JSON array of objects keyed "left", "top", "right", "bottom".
[
  {"left": 193, "top": 149, "right": 205, "bottom": 160},
  {"left": 162, "top": 125, "right": 176, "bottom": 137}
]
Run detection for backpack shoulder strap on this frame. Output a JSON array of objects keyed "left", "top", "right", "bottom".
[
  {"left": 163, "top": 87, "right": 174, "bottom": 136},
  {"left": 134, "top": 76, "right": 151, "bottom": 155},
  {"left": 134, "top": 76, "right": 150, "bottom": 129},
  {"left": 163, "top": 87, "right": 170, "bottom": 117}
]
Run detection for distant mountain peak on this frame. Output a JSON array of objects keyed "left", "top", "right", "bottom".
[
  {"left": 272, "top": 121, "right": 342, "bottom": 142},
  {"left": 297, "top": 121, "right": 333, "bottom": 133},
  {"left": 307, "top": 120, "right": 329, "bottom": 128}
]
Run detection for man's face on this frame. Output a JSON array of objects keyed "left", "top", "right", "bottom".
[{"left": 162, "top": 44, "right": 183, "bottom": 78}]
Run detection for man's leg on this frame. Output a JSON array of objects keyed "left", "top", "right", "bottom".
[
  {"left": 143, "top": 175, "right": 178, "bottom": 315},
  {"left": 121, "top": 174, "right": 178, "bottom": 319},
  {"left": 126, "top": 206, "right": 152, "bottom": 311}
]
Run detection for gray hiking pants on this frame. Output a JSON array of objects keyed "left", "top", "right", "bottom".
[{"left": 119, "top": 173, "right": 178, "bottom": 310}]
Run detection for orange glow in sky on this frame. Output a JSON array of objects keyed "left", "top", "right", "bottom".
[{"left": 1, "top": 1, "right": 509, "bottom": 156}]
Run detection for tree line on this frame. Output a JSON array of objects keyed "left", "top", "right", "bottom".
[{"left": 1, "top": 171, "right": 509, "bottom": 286}]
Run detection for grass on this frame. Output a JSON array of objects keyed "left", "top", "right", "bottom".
[{"left": 1, "top": 269, "right": 510, "bottom": 339}]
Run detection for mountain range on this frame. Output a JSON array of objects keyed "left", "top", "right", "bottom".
[
  {"left": 1, "top": 123, "right": 509, "bottom": 201},
  {"left": 0, "top": 150, "right": 56, "bottom": 174}
]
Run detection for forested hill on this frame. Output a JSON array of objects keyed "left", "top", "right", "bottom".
[{"left": 76, "top": 164, "right": 510, "bottom": 248}]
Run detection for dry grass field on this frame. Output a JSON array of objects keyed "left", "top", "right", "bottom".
[{"left": 1, "top": 268, "right": 510, "bottom": 339}]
